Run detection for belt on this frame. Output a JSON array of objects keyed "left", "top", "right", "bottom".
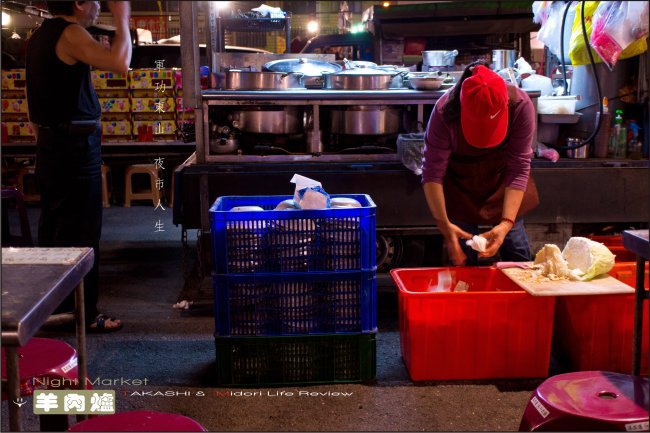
[{"left": 37, "top": 120, "right": 100, "bottom": 134}]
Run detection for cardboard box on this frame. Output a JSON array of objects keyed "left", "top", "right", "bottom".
[
  {"left": 99, "top": 98, "right": 130, "bottom": 113},
  {"left": 128, "top": 69, "right": 174, "bottom": 89},
  {"left": 1, "top": 98, "right": 28, "bottom": 114},
  {"left": 1, "top": 69, "right": 26, "bottom": 90},
  {"left": 130, "top": 97, "right": 175, "bottom": 113},
  {"left": 91, "top": 70, "right": 129, "bottom": 89},
  {"left": 101, "top": 120, "right": 132, "bottom": 136},
  {"left": 3, "top": 121, "right": 35, "bottom": 139}
]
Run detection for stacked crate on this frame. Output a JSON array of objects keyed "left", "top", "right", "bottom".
[
  {"left": 209, "top": 194, "right": 377, "bottom": 386},
  {"left": 91, "top": 70, "right": 131, "bottom": 141},
  {"left": 1, "top": 69, "right": 34, "bottom": 142},
  {"left": 129, "top": 68, "right": 176, "bottom": 142}
]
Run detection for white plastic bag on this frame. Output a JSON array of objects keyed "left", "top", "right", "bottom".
[
  {"left": 536, "top": 1, "right": 574, "bottom": 59},
  {"left": 590, "top": 1, "right": 649, "bottom": 70}
]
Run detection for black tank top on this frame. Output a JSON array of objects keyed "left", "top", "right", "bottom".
[{"left": 26, "top": 18, "right": 100, "bottom": 126}]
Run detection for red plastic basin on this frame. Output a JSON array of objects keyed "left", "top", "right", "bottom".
[
  {"left": 554, "top": 262, "right": 649, "bottom": 374},
  {"left": 390, "top": 267, "right": 555, "bottom": 381}
]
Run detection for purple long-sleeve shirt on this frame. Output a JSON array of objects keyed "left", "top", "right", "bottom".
[{"left": 422, "top": 86, "right": 536, "bottom": 191}]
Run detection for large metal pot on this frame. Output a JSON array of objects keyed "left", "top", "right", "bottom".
[
  {"left": 323, "top": 68, "right": 400, "bottom": 90},
  {"left": 224, "top": 70, "right": 305, "bottom": 90},
  {"left": 262, "top": 58, "right": 341, "bottom": 89},
  {"left": 374, "top": 65, "right": 410, "bottom": 88},
  {"left": 330, "top": 106, "right": 401, "bottom": 135},
  {"left": 229, "top": 107, "right": 303, "bottom": 134},
  {"left": 422, "top": 50, "right": 458, "bottom": 68}
]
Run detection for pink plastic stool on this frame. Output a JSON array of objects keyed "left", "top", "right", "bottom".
[
  {"left": 519, "top": 371, "right": 649, "bottom": 431},
  {"left": 2, "top": 338, "right": 85, "bottom": 431},
  {"left": 1, "top": 337, "right": 81, "bottom": 398},
  {"left": 67, "top": 410, "right": 208, "bottom": 431}
]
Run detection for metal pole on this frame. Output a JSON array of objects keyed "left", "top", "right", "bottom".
[
  {"left": 6, "top": 347, "right": 22, "bottom": 431},
  {"left": 75, "top": 280, "right": 88, "bottom": 421},
  {"left": 179, "top": 1, "right": 200, "bottom": 110}
]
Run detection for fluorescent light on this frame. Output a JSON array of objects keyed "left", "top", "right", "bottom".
[
  {"left": 215, "top": 1, "right": 230, "bottom": 10},
  {"left": 2, "top": 11, "right": 11, "bottom": 26}
]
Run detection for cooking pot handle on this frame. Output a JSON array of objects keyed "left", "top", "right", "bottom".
[
  {"left": 281, "top": 71, "right": 305, "bottom": 79},
  {"left": 391, "top": 70, "right": 409, "bottom": 78}
]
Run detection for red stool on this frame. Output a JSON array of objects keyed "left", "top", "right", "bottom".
[
  {"left": 2, "top": 338, "right": 85, "bottom": 431},
  {"left": 67, "top": 410, "right": 207, "bottom": 431},
  {"left": 519, "top": 371, "right": 649, "bottom": 431},
  {"left": 1, "top": 337, "right": 82, "bottom": 397}
]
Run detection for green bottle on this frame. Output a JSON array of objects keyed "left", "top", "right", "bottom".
[
  {"left": 609, "top": 110, "right": 623, "bottom": 158},
  {"left": 615, "top": 109, "right": 627, "bottom": 158}
]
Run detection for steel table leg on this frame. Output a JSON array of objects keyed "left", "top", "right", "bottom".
[
  {"left": 6, "top": 346, "right": 23, "bottom": 431},
  {"left": 75, "top": 281, "right": 88, "bottom": 421},
  {"left": 631, "top": 256, "right": 648, "bottom": 376}
]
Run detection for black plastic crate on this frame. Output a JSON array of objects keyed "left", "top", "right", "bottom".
[{"left": 214, "top": 332, "right": 376, "bottom": 386}]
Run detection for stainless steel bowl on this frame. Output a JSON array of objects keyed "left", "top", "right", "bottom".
[{"left": 407, "top": 76, "right": 445, "bottom": 90}]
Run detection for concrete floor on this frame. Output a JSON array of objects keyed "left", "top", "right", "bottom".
[{"left": 1, "top": 205, "right": 548, "bottom": 432}]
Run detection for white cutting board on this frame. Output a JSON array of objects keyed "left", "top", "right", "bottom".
[{"left": 501, "top": 264, "right": 635, "bottom": 296}]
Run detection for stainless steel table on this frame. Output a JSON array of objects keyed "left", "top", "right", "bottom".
[
  {"left": 621, "top": 230, "right": 650, "bottom": 376},
  {"left": 1, "top": 247, "right": 93, "bottom": 431}
]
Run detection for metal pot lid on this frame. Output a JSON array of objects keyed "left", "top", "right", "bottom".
[
  {"left": 333, "top": 67, "right": 394, "bottom": 76},
  {"left": 263, "top": 58, "right": 341, "bottom": 77}
]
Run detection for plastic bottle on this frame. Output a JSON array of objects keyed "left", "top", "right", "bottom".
[
  {"left": 615, "top": 109, "right": 627, "bottom": 158},
  {"left": 593, "top": 97, "right": 611, "bottom": 158},
  {"left": 609, "top": 109, "right": 623, "bottom": 158},
  {"left": 627, "top": 121, "right": 642, "bottom": 160}
]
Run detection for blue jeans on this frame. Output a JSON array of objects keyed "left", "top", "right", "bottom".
[{"left": 452, "top": 219, "right": 532, "bottom": 266}]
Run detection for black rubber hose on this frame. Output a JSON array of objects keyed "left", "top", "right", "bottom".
[
  {"left": 547, "top": 0, "right": 603, "bottom": 151},
  {"left": 559, "top": 1, "right": 572, "bottom": 96}
]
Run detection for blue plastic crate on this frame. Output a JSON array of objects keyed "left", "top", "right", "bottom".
[
  {"left": 209, "top": 194, "right": 376, "bottom": 274},
  {"left": 212, "top": 270, "right": 376, "bottom": 336}
]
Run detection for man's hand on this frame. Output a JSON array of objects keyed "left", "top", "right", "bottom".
[
  {"left": 440, "top": 222, "right": 473, "bottom": 266},
  {"left": 478, "top": 222, "right": 511, "bottom": 258},
  {"left": 107, "top": 1, "right": 130, "bottom": 21}
]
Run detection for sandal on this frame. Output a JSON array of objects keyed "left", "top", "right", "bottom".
[{"left": 88, "top": 313, "right": 123, "bottom": 333}]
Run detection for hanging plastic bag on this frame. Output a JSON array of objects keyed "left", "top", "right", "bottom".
[
  {"left": 536, "top": 1, "right": 568, "bottom": 59},
  {"left": 590, "top": 1, "right": 649, "bottom": 70},
  {"left": 569, "top": 1, "right": 648, "bottom": 66}
]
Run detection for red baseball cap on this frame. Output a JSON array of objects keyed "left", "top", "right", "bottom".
[{"left": 460, "top": 65, "right": 508, "bottom": 148}]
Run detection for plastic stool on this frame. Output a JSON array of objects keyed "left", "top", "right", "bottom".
[
  {"left": 67, "top": 410, "right": 208, "bottom": 431},
  {"left": 123, "top": 164, "right": 160, "bottom": 207},
  {"left": 1, "top": 338, "right": 81, "bottom": 398},
  {"left": 1, "top": 187, "right": 33, "bottom": 246},
  {"left": 101, "top": 164, "right": 112, "bottom": 208},
  {"left": 519, "top": 371, "right": 649, "bottom": 432},
  {"left": 16, "top": 165, "right": 40, "bottom": 202},
  {"left": 2, "top": 338, "right": 83, "bottom": 431}
]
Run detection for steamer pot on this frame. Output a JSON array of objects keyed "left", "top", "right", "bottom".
[
  {"left": 330, "top": 106, "right": 401, "bottom": 135},
  {"left": 323, "top": 68, "right": 401, "bottom": 90},
  {"left": 229, "top": 107, "right": 303, "bottom": 134},
  {"left": 225, "top": 70, "right": 305, "bottom": 90},
  {"left": 422, "top": 50, "right": 458, "bottom": 68},
  {"left": 262, "top": 58, "right": 341, "bottom": 89}
]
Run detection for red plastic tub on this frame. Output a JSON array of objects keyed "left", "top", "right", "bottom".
[
  {"left": 589, "top": 235, "right": 637, "bottom": 262},
  {"left": 554, "top": 262, "right": 649, "bottom": 374},
  {"left": 390, "top": 267, "right": 555, "bottom": 381}
]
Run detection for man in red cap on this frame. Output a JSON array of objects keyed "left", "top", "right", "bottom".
[{"left": 422, "top": 62, "right": 539, "bottom": 265}]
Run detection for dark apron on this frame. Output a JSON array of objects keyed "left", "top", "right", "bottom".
[{"left": 442, "top": 125, "right": 539, "bottom": 226}]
